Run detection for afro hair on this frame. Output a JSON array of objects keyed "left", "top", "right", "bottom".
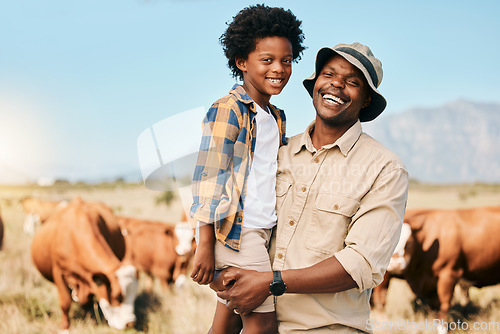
[{"left": 220, "top": 4, "right": 306, "bottom": 81}]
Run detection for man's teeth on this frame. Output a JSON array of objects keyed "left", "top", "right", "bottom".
[
  {"left": 323, "top": 94, "right": 344, "bottom": 105},
  {"left": 268, "top": 78, "right": 283, "bottom": 83}
]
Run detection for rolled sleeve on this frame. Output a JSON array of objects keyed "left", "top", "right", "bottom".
[
  {"left": 334, "top": 248, "right": 372, "bottom": 292},
  {"left": 335, "top": 165, "right": 409, "bottom": 292}
]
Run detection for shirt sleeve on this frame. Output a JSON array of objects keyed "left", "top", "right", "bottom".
[
  {"left": 334, "top": 163, "right": 409, "bottom": 292},
  {"left": 190, "top": 102, "right": 241, "bottom": 225}
]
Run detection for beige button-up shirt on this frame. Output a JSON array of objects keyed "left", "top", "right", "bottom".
[{"left": 271, "top": 120, "right": 409, "bottom": 333}]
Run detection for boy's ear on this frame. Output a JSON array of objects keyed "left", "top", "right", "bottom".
[{"left": 235, "top": 57, "right": 247, "bottom": 72}]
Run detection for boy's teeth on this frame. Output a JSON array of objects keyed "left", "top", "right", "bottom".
[
  {"left": 323, "top": 94, "right": 344, "bottom": 104},
  {"left": 269, "top": 78, "right": 282, "bottom": 83}
]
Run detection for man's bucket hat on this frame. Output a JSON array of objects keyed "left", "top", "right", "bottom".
[{"left": 303, "top": 42, "right": 387, "bottom": 122}]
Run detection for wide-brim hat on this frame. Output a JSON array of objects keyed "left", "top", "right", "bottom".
[{"left": 303, "top": 42, "right": 387, "bottom": 122}]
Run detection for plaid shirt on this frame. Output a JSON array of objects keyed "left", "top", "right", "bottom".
[{"left": 190, "top": 84, "right": 286, "bottom": 251}]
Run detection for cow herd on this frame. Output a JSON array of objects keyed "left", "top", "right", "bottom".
[
  {"left": 14, "top": 196, "right": 196, "bottom": 332},
  {"left": 372, "top": 206, "right": 500, "bottom": 333},
  {"left": 2, "top": 197, "right": 500, "bottom": 333}
]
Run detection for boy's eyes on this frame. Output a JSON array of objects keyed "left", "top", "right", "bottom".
[{"left": 260, "top": 58, "right": 292, "bottom": 64}]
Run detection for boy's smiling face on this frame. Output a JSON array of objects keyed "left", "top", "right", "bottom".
[{"left": 236, "top": 36, "right": 293, "bottom": 109}]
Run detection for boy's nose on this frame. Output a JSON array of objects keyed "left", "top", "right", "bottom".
[{"left": 271, "top": 62, "right": 285, "bottom": 73}]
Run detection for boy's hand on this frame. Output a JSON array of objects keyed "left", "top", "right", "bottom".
[{"left": 190, "top": 240, "right": 215, "bottom": 285}]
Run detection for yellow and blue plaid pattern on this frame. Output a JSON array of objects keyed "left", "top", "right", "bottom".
[{"left": 190, "top": 84, "right": 286, "bottom": 251}]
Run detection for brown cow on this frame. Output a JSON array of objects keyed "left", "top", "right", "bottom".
[
  {"left": 0, "top": 206, "right": 4, "bottom": 250},
  {"left": 31, "top": 197, "right": 138, "bottom": 331},
  {"left": 371, "top": 209, "right": 425, "bottom": 310},
  {"left": 118, "top": 213, "right": 195, "bottom": 290},
  {"left": 21, "top": 197, "right": 66, "bottom": 234},
  {"left": 373, "top": 207, "right": 500, "bottom": 333}
]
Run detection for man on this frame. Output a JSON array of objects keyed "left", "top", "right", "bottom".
[{"left": 215, "top": 42, "right": 409, "bottom": 333}]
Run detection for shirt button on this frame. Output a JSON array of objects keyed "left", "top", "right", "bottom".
[
  {"left": 314, "top": 158, "right": 319, "bottom": 163},
  {"left": 333, "top": 204, "right": 339, "bottom": 210},
  {"left": 289, "top": 220, "right": 295, "bottom": 226},
  {"left": 301, "top": 187, "right": 307, "bottom": 192},
  {"left": 277, "top": 253, "right": 284, "bottom": 259}
]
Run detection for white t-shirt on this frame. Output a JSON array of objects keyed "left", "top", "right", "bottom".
[{"left": 243, "top": 103, "right": 280, "bottom": 229}]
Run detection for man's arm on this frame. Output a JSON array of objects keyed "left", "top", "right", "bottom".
[
  {"left": 216, "top": 256, "right": 357, "bottom": 314},
  {"left": 281, "top": 256, "right": 356, "bottom": 293}
]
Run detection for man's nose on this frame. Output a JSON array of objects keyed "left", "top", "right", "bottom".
[{"left": 330, "top": 75, "right": 345, "bottom": 88}]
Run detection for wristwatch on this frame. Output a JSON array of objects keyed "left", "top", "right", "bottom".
[{"left": 269, "top": 270, "right": 287, "bottom": 296}]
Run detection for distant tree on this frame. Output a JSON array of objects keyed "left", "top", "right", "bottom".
[
  {"left": 156, "top": 190, "right": 176, "bottom": 207},
  {"left": 114, "top": 177, "right": 125, "bottom": 184},
  {"left": 54, "top": 179, "right": 71, "bottom": 186}
]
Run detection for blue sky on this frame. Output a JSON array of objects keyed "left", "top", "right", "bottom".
[{"left": 1, "top": 0, "right": 499, "bottom": 184}]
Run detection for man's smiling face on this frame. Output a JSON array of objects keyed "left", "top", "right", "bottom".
[{"left": 312, "top": 54, "right": 371, "bottom": 128}]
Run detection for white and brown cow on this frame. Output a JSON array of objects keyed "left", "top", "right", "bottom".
[
  {"left": 372, "top": 207, "right": 500, "bottom": 333},
  {"left": 31, "top": 197, "right": 138, "bottom": 331},
  {"left": 118, "top": 213, "right": 195, "bottom": 290}
]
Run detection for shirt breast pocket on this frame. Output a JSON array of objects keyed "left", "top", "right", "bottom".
[
  {"left": 275, "top": 176, "right": 293, "bottom": 216},
  {"left": 306, "top": 193, "right": 360, "bottom": 256}
]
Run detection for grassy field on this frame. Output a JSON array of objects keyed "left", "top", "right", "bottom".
[{"left": 0, "top": 182, "right": 499, "bottom": 333}]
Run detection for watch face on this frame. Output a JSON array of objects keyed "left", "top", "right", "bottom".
[{"left": 270, "top": 281, "right": 287, "bottom": 296}]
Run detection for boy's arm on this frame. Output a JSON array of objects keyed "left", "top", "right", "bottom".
[
  {"left": 190, "top": 223, "right": 216, "bottom": 285},
  {"left": 190, "top": 105, "right": 241, "bottom": 225}
]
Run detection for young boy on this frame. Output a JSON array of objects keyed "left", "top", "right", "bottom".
[{"left": 189, "top": 4, "right": 305, "bottom": 334}]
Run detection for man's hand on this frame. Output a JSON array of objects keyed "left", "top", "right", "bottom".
[
  {"left": 209, "top": 270, "right": 231, "bottom": 292},
  {"left": 215, "top": 267, "right": 273, "bottom": 315}
]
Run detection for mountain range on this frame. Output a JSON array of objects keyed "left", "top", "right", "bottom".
[{"left": 362, "top": 100, "right": 500, "bottom": 184}]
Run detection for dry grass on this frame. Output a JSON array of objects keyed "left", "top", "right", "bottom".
[{"left": 1, "top": 182, "right": 500, "bottom": 333}]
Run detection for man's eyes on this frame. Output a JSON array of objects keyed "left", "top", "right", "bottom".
[
  {"left": 347, "top": 80, "right": 360, "bottom": 87},
  {"left": 321, "top": 72, "right": 361, "bottom": 86}
]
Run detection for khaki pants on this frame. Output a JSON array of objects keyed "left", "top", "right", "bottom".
[{"left": 214, "top": 226, "right": 274, "bottom": 313}]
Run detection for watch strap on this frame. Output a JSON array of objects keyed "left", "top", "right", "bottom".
[{"left": 273, "top": 270, "right": 282, "bottom": 282}]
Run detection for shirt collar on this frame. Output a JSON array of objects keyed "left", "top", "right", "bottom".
[
  {"left": 230, "top": 84, "right": 253, "bottom": 105},
  {"left": 293, "top": 120, "right": 363, "bottom": 156},
  {"left": 230, "top": 84, "right": 281, "bottom": 118}
]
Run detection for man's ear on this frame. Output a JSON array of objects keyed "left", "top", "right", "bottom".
[
  {"left": 362, "top": 93, "right": 372, "bottom": 109},
  {"left": 235, "top": 57, "right": 247, "bottom": 72}
]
